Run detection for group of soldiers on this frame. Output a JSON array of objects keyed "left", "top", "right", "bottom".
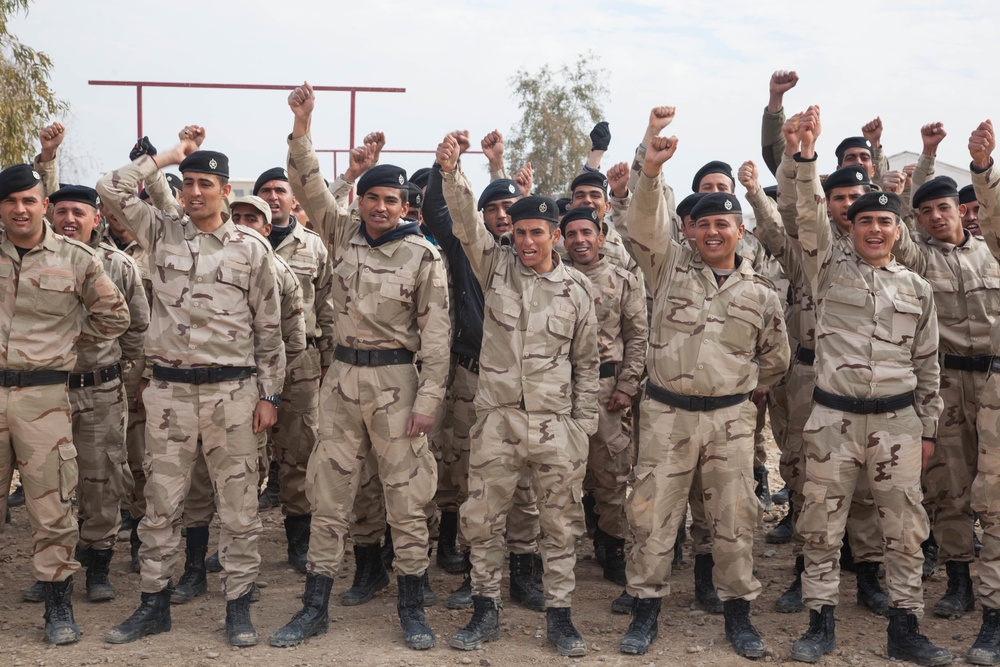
[{"left": 0, "top": 68, "right": 998, "bottom": 666}]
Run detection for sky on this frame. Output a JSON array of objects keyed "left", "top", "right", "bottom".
[{"left": 9, "top": 0, "right": 999, "bottom": 197}]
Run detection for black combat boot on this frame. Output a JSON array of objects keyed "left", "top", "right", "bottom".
[
  {"left": 968, "top": 607, "right": 1000, "bottom": 665},
  {"left": 693, "top": 553, "right": 723, "bottom": 614},
  {"left": 206, "top": 551, "right": 222, "bottom": 572},
  {"left": 381, "top": 526, "right": 396, "bottom": 572},
  {"left": 934, "top": 560, "right": 975, "bottom": 618},
  {"left": 422, "top": 571, "right": 436, "bottom": 606},
  {"left": 340, "top": 543, "right": 389, "bottom": 606},
  {"left": 612, "top": 589, "right": 635, "bottom": 614},
  {"left": 593, "top": 526, "right": 608, "bottom": 568},
  {"left": 284, "top": 515, "right": 311, "bottom": 574},
  {"left": 619, "top": 597, "right": 660, "bottom": 654},
  {"left": 105, "top": 588, "right": 172, "bottom": 643},
  {"left": 269, "top": 573, "right": 333, "bottom": 647},
  {"left": 43, "top": 578, "right": 80, "bottom": 645},
  {"left": 509, "top": 553, "right": 545, "bottom": 611},
  {"left": 451, "top": 595, "right": 501, "bottom": 650},
  {"left": 724, "top": 598, "right": 765, "bottom": 658},
  {"left": 130, "top": 522, "right": 142, "bottom": 573},
  {"left": 436, "top": 511, "right": 465, "bottom": 573},
  {"left": 171, "top": 526, "right": 209, "bottom": 605},
  {"left": 856, "top": 561, "right": 889, "bottom": 616},
  {"left": 790, "top": 605, "right": 836, "bottom": 663},
  {"left": 447, "top": 551, "right": 473, "bottom": 609},
  {"left": 257, "top": 459, "right": 280, "bottom": 510},
  {"left": 766, "top": 505, "right": 794, "bottom": 544},
  {"left": 603, "top": 535, "right": 628, "bottom": 586},
  {"left": 397, "top": 574, "right": 435, "bottom": 649},
  {"left": 22, "top": 580, "right": 45, "bottom": 602},
  {"left": 226, "top": 589, "right": 258, "bottom": 646},
  {"left": 754, "top": 466, "right": 773, "bottom": 511},
  {"left": 772, "top": 484, "right": 790, "bottom": 505},
  {"left": 8, "top": 483, "right": 24, "bottom": 507},
  {"left": 886, "top": 607, "right": 953, "bottom": 666},
  {"left": 673, "top": 521, "right": 686, "bottom": 565},
  {"left": 922, "top": 535, "right": 940, "bottom": 580},
  {"left": 86, "top": 547, "right": 116, "bottom": 601},
  {"left": 546, "top": 607, "right": 587, "bottom": 656},
  {"left": 776, "top": 555, "right": 805, "bottom": 613}
]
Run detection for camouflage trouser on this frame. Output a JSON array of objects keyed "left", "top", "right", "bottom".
[
  {"left": 139, "top": 378, "right": 261, "bottom": 600},
  {"left": 183, "top": 429, "right": 269, "bottom": 530},
  {"left": 0, "top": 384, "right": 79, "bottom": 582},
  {"left": 272, "top": 346, "right": 321, "bottom": 517},
  {"left": 583, "top": 377, "right": 633, "bottom": 541},
  {"left": 972, "top": 371, "right": 1000, "bottom": 609},
  {"left": 71, "top": 378, "right": 129, "bottom": 551},
  {"left": 753, "top": 396, "right": 768, "bottom": 468},
  {"left": 922, "top": 365, "right": 982, "bottom": 564},
  {"left": 122, "top": 361, "right": 147, "bottom": 519},
  {"left": 767, "top": 367, "right": 790, "bottom": 455},
  {"left": 433, "top": 357, "right": 460, "bottom": 513},
  {"left": 799, "top": 404, "right": 928, "bottom": 614},
  {"left": 626, "top": 397, "right": 761, "bottom": 601},
  {"left": 308, "top": 362, "right": 436, "bottom": 578},
  {"left": 461, "top": 407, "right": 587, "bottom": 607}
]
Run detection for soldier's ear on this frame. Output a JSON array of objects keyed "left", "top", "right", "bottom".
[{"left": 221, "top": 182, "right": 232, "bottom": 199}]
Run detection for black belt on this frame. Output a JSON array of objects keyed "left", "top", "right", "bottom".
[
  {"left": 645, "top": 381, "right": 749, "bottom": 412},
  {"left": 68, "top": 363, "right": 122, "bottom": 389},
  {"left": 812, "top": 387, "right": 914, "bottom": 415},
  {"left": 305, "top": 337, "right": 319, "bottom": 349},
  {"left": 796, "top": 347, "right": 815, "bottom": 366},
  {"left": 599, "top": 362, "right": 617, "bottom": 379},
  {"left": 943, "top": 353, "right": 993, "bottom": 373},
  {"left": 334, "top": 345, "right": 413, "bottom": 367},
  {"left": 455, "top": 354, "right": 480, "bottom": 375},
  {"left": 151, "top": 365, "right": 255, "bottom": 385},
  {"left": 0, "top": 369, "right": 70, "bottom": 388}
]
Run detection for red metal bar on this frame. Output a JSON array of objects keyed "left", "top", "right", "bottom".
[
  {"left": 316, "top": 149, "right": 486, "bottom": 155},
  {"left": 89, "top": 80, "right": 405, "bottom": 93},
  {"left": 136, "top": 86, "right": 143, "bottom": 138},
  {"left": 349, "top": 90, "right": 356, "bottom": 151}
]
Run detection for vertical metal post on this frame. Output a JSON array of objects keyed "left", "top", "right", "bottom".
[
  {"left": 136, "top": 86, "right": 143, "bottom": 138},
  {"left": 349, "top": 90, "right": 357, "bottom": 150}
]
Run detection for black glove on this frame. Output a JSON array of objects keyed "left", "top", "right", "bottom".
[
  {"left": 129, "top": 136, "right": 157, "bottom": 161},
  {"left": 590, "top": 121, "right": 611, "bottom": 151}
]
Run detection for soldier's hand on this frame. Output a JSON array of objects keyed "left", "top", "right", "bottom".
[
  {"left": 288, "top": 81, "right": 316, "bottom": 119},
  {"left": 921, "top": 438, "right": 935, "bottom": 469},
  {"left": 607, "top": 389, "right": 631, "bottom": 412},
  {"left": 769, "top": 70, "right": 799, "bottom": 98},
  {"left": 514, "top": 162, "right": 533, "bottom": 197},
  {"left": 607, "top": 161, "right": 629, "bottom": 198},
  {"left": 452, "top": 130, "right": 471, "bottom": 155},
  {"left": 590, "top": 121, "right": 611, "bottom": 151},
  {"left": 406, "top": 411, "right": 434, "bottom": 438},
  {"left": 643, "top": 135, "right": 679, "bottom": 176},
  {"left": 902, "top": 164, "right": 916, "bottom": 188},
  {"left": 179, "top": 125, "right": 205, "bottom": 150},
  {"left": 130, "top": 136, "right": 157, "bottom": 161},
  {"left": 738, "top": 160, "right": 760, "bottom": 195},
  {"left": 881, "top": 170, "right": 907, "bottom": 196},
  {"left": 39, "top": 122, "right": 65, "bottom": 162},
  {"left": 862, "top": 116, "right": 883, "bottom": 148},
  {"left": 920, "top": 122, "right": 946, "bottom": 156},
  {"left": 364, "top": 131, "right": 386, "bottom": 163},
  {"left": 253, "top": 400, "right": 278, "bottom": 434},
  {"left": 782, "top": 112, "right": 803, "bottom": 156},
  {"left": 799, "top": 105, "right": 822, "bottom": 146},
  {"left": 481, "top": 130, "right": 504, "bottom": 164},
  {"left": 969, "top": 120, "right": 995, "bottom": 170},
  {"left": 345, "top": 143, "right": 375, "bottom": 182},
  {"left": 647, "top": 106, "right": 676, "bottom": 135},
  {"left": 436, "top": 133, "right": 460, "bottom": 173},
  {"left": 135, "top": 377, "right": 150, "bottom": 409},
  {"left": 752, "top": 385, "right": 770, "bottom": 406}
]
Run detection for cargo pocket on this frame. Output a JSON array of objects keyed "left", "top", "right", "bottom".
[
  {"left": 58, "top": 443, "right": 79, "bottom": 502},
  {"left": 106, "top": 445, "right": 129, "bottom": 501}
]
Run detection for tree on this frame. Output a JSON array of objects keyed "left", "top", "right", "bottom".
[
  {"left": 506, "top": 53, "right": 608, "bottom": 198},
  {"left": 1, "top": 0, "right": 67, "bottom": 166}
]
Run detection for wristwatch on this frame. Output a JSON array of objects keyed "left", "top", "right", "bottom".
[{"left": 261, "top": 393, "right": 282, "bottom": 409}]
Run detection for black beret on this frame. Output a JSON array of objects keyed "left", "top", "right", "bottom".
[
  {"left": 691, "top": 160, "right": 735, "bottom": 192},
  {"left": 179, "top": 150, "right": 229, "bottom": 179},
  {"left": 823, "top": 165, "right": 871, "bottom": 194},
  {"left": 762, "top": 185, "right": 778, "bottom": 201},
  {"left": 357, "top": 164, "right": 407, "bottom": 197},
  {"left": 409, "top": 167, "right": 431, "bottom": 188},
  {"left": 570, "top": 171, "right": 608, "bottom": 194},
  {"left": 507, "top": 196, "right": 560, "bottom": 225},
  {"left": 834, "top": 136, "right": 873, "bottom": 165},
  {"left": 165, "top": 173, "right": 183, "bottom": 192},
  {"left": 559, "top": 206, "right": 600, "bottom": 234},
  {"left": 555, "top": 197, "right": 572, "bottom": 216},
  {"left": 959, "top": 184, "right": 978, "bottom": 206},
  {"left": 912, "top": 176, "right": 960, "bottom": 209},
  {"left": 477, "top": 179, "right": 520, "bottom": 210},
  {"left": 689, "top": 192, "right": 742, "bottom": 221},
  {"left": 405, "top": 182, "right": 423, "bottom": 209},
  {"left": 49, "top": 184, "right": 99, "bottom": 209},
  {"left": 677, "top": 193, "right": 705, "bottom": 221},
  {"left": 847, "top": 191, "right": 902, "bottom": 221},
  {"left": 0, "top": 164, "right": 42, "bottom": 200},
  {"left": 253, "top": 166, "right": 288, "bottom": 196}
]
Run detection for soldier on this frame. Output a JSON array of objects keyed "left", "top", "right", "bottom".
[
  {"left": 787, "top": 106, "right": 951, "bottom": 666},
  {"left": 960, "top": 185, "right": 982, "bottom": 237},
  {"left": 616, "top": 107, "right": 789, "bottom": 659},
  {"left": 270, "top": 83, "right": 450, "bottom": 651},
  {"left": 437, "top": 130, "right": 599, "bottom": 658},
  {"left": 97, "top": 127, "right": 285, "bottom": 647},
  {"left": 0, "top": 163, "right": 131, "bottom": 644}
]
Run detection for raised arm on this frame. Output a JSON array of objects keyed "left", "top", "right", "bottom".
[
  {"left": 970, "top": 120, "right": 1000, "bottom": 258},
  {"left": 793, "top": 105, "right": 834, "bottom": 295},
  {"left": 862, "top": 117, "right": 890, "bottom": 185},
  {"left": 762, "top": 70, "right": 798, "bottom": 176},
  {"left": 481, "top": 130, "right": 508, "bottom": 181},
  {"left": 739, "top": 159, "right": 794, "bottom": 276},
  {"left": 33, "top": 122, "right": 63, "bottom": 198}
]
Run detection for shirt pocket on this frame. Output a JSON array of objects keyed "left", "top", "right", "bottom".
[
  {"left": 661, "top": 286, "right": 703, "bottom": 335},
  {"left": 152, "top": 247, "right": 193, "bottom": 301},
  {"left": 718, "top": 293, "right": 764, "bottom": 353},
  {"left": 545, "top": 304, "right": 576, "bottom": 357},
  {"left": 375, "top": 269, "right": 415, "bottom": 322},
  {"left": 485, "top": 285, "right": 521, "bottom": 332},
  {"left": 0, "top": 261, "right": 12, "bottom": 303},
  {"left": 36, "top": 271, "right": 77, "bottom": 316},
  {"left": 820, "top": 282, "right": 869, "bottom": 334},
  {"left": 891, "top": 292, "right": 923, "bottom": 344},
  {"left": 924, "top": 271, "right": 958, "bottom": 321},
  {"left": 218, "top": 258, "right": 251, "bottom": 292}
]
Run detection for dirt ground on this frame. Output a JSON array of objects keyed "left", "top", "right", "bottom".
[{"left": 0, "top": 435, "right": 984, "bottom": 667}]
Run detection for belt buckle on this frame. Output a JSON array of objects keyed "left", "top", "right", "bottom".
[
  {"left": 0, "top": 370, "right": 16, "bottom": 386},
  {"left": 872, "top": 397, "right": 886, "bottom": 413},
  {"left": 357, "top": 350, "right": 371, "bottom": 366},
  {"left": 193, "top": 368, "right": 211, "bottom": 384},
  {"left": 689, "top": 396, "right": 707, "bottom": 411}
]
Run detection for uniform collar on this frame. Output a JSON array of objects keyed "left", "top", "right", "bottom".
[
  {"left": 517, "top": 250, "right": 568, "bottom": 281},
  {"left": 571, "top": 254, "right": 609, "bottom": 277},
  {"left": 185, "top": 216, "right": 236, "bottom": 244}
]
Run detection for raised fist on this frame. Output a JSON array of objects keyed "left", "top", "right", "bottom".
[
  {"left": 769, "top": 70, "right": 799, "bottom": 97},
  {"left": 647, "top": 106, "right": 676, "bottom": 135},
  {"left": 39, "top": 122, "right": 65, "bottom": 161},
  {"left": 969, "top": 120, "right": 996, "bottom": 169},
  {"left": 288, "top": 82, "right": 316, "bottom": 119},
  {"left": 607, "top": 161, "right": 629, "bottom": 198},
  {"left": 862, "top": 116, "right": 883, "bottom": 148},
  {"left": 738, "top": 160, "right": 760, "bottom": 195},
  {"left": 481, "top": 130, "right": 504, "bottom": 163},
  {"left": 590, "top": 121, "right": 611, "bottom": 151}
]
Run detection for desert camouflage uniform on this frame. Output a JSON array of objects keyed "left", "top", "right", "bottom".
[
  {"left": 623, "top": 170, "right": 789, "bottom": 602},
  {"left": 441, "top": 163, "right": 600, "bottom": 607},
  {"left": 97, "top": 156, "right": 284, "bottom": 600},
  {"left": 794, "top": 155, "right": 941, "bottom": 614},
  {"left": 0, "top": 223, "right": 130, "bottom": 581},
  {"left": 286, "top": 131, "right": 450, "bottom": 579}
]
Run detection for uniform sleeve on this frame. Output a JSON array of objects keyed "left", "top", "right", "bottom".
[
  {"left": 411, "top": 250, "right": 451, "bottom": 417},
  {"left": 625, "top": 171, "right": 679, "bottom": 288},
  {"left": 912, "top": 285, "right": 943, "bottom": 438},
  {"left": 746, "top": 187, "right": 793, "bottom": 276},
  {"left": 794, "top": 156, "right": 834, "bottom": 296},
  {"left": 313, "top": 249, "right": 336, "bottom": 367},
  {"left": 117, "top": 255, "right": 150, "bottom": 363},
  {"left": 873, "top": 144, "right": 890, "bottom": 188},
  {"left": 142, "top": 168, "right": 185, "bottom": 218},
  {"left": 33, "top": 153, "right": 59, "bottom": 201},
  {"left": 440, "top": 163, "right": 501, "bottom": 288},
  {"left": 756, "top": 287, "right": 792, "bottom": 387},
  {"left": 328, "top": 175, "right": 354, "bottom": 209},
  {"left": 890, "top": 215, "right": 928, "bottom": 275},
  {"left": 78, "top": 254, "right": 131, "bottom": 347},
  {"left": 286, "top": 131, "right": 356, "bottom": 253},
  {"left": 973, "top": 159, "right": 1000, "bottom": 259},
  {"left": 489, "top": 162, "right": 508, "bottom": 182},
  {"left": 278, "top": 261, "right": 307, "bottom": 361},
  {"left": 776, "top": 153, "right": 799, "bottom": 235},
  {"left": 761, "top": 107, "right": 787, "bottom": 177},
  {"left": 97, "top": 156, "right": 177, "bottom": 252},
  {"left": 422, "top": 164, "right": 465, "bottom": 259},
  {"left": 250, "top": 249, "right": 286, "bottom": 397},
  {"left": 570, "top": 282, "right": 600, "bottom": 434},
  {"left": 616, "top": 272, "right": 648, "bottom": 398}
]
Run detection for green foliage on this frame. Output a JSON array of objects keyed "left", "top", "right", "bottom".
[
  {"left": 506, "top": 53, "right": 608, "bottom": 198},
  {"left": 0, "top": 0, "right": 68, "bottom": 166}
]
